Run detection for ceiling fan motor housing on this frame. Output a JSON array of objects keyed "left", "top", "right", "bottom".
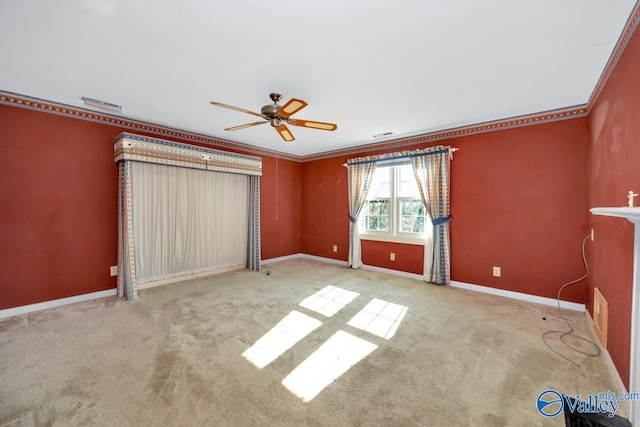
[
  {"left": 261, "top": 104, "right": 279, "bottom": 118},
  {"left": 261, "top": 102, "right": 283, "bottom": 127}
]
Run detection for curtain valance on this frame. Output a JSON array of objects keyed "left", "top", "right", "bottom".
[
  {"left": 346, "top": 146, "right": 452, "bottom": 167},
  {"left": 114, "top": 133, "right": 262, "bottom": 176}
]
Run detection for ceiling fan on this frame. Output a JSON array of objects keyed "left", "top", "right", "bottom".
[{"left": 210, "top": 93, "right": 337, "bottom": 142}]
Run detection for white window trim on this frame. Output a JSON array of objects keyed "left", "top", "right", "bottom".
[
  {"left": 360, "top": 233, "right": 427, "bottom": 246},
  {"left": 360, "top": 162, "right": 429, "bottom": 246}
]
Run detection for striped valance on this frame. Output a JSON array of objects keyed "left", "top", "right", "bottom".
[
  {"left": 114, "top": 133, "right": 262, "bottom": 176},
  {"left": 346, "top": 146, "right": 451, "bottom": 166}
]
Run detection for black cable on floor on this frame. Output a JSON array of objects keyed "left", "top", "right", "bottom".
[{"left": 542, "top": 234, "right": 601, "bottom": 367}]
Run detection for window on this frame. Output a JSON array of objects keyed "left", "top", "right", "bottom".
[{"left": 360, "top": 163, "right": 429, "bottom": 243}]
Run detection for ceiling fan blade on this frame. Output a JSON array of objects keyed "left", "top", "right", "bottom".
[
  {"left": 225, "top": 121, "right": 267, "bottom": 131},
  {"left": 277, "top": 98, "right": 308, "bottom": 117},
  {"left": 288, "top": 119, "right": 337, "bottom": 131},
  {"left": 275, "top": 124, "right": 295, "bottom": 142},
  {"left": 210, "top": 101, "right": 263, "bottom": 118}
]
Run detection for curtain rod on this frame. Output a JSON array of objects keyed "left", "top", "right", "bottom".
[{"left": 342, "top": 147, "right": 458, "bottom": 167}]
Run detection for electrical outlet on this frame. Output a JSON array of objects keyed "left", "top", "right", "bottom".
[
  {"left": 333, "top": 245, "right": 338, "bottom": 253},
  {"left": 591, "top": 229, "right": 595, "bottom": 241},
  {"left": 390, "top": 253, "right": 396, "bottom": 261},
  {"left": 110, "top": 265, "right": 118, "bottom": 276},
  {"left": 492, "top": 266, "right": 501, "bottom": 277}
]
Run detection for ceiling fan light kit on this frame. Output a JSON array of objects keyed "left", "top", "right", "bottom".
[{"left": 210, "top": 93, "right": 337, "bottom": 143}]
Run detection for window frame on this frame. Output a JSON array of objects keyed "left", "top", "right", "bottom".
[{"left": 359, "top": 162, "right": 429, "bottom": 245}]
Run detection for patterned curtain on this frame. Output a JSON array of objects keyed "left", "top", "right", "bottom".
[
  {"left": 246, "top": 175, "right": 261, "bottom": 272},
  {"left": 115, "top": 133, "right": 262, "bottom": 300},
  {"left": 117, "top": 162, "right": 138, "bottom": 300},
  {"left": 346, "top": 161, "right": 377, "bottom": 268},
  {"left": 412, "top": 146, "right": 451, "bottom": 284}
]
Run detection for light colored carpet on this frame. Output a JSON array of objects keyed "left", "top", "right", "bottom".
[{"left": 0, "top": 258, "right": 622, "bottom": 426}]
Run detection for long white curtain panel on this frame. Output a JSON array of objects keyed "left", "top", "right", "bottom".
[{"left": 131, "top": 162, "right": 248, "bottom": 284}]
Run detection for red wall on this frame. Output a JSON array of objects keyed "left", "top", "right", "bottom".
[
  {"left": 260, "top": 156, "right": 302, "bottom": 260},
  {"left": 586, "top": 24, "right": 640, "bottom": 389},
  {"left": 0, "top": 107, "right": 118, "bottom": 309},
  {"left": 0, "top": 105, "right": 301, "bottom": 310},
  {"left": 301, "top": 156, "right": 350, "bottom": 261},
  {"left": 301, "top": 119, "right": 590, "bottom": 303},
  {"left": 450, "top": 120, "right": 589, "bottom": 302},
  {"left": 361, "top": 240, "right": 424, "bottom": 275}
]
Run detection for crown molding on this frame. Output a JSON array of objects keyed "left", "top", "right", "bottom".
[
  {"left": 587, "top": 1, "right": 640, "bottom": 110},
  {"left": 0, "top": 91, "right": 301, "bottom": 162},
  {"left": 299, "top": 105, "right": 588, "bottom": 162},
  {"left": 1, "top": 90, "right": 590, "bottom": 164}
]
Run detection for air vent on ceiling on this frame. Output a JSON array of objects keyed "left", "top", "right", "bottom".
[
  {"left": 81, "top": 96, "right": 122, "bottom": 113},
  {"left": 373, "top": 131, "right": 393, "bottom": 138}
]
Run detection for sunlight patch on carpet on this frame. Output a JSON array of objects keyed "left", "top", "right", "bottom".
[
  {"left": 299, "top": 285, "right": 359, "bottom": 317},
  {"left": 282, "top": 330, "right": 377, "bottom": 402},
  {"left": 242, "top": 310, "right": 322, "bottom": 369},
  {"left": 347, "top": 298, "right": 408, "bottom": 339}
]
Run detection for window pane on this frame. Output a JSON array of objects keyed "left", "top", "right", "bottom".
[
  {"left": 362, "top": 200, "right": 389, "bottom": 232},
  {"left": 370, "top": 216, "right": 378, "bottom": 229},
  {"left": 367, "top": 167, "right": 391, "bottom": 199},
  {"left": 398, "top": 199, "right": 426, "bottom": 234},
  {"left": 412, "top": 201, "right": 422, "bottom": 215},
  {"left": 379, "top": 201, "right": 388, "bottom": 215},
  {"left": 377, "top": 200, "right": 389, "bottom": 231},
  {"left": 398, "top": 164, "right": 420, "bottom": 197},
  {"left": 401, "top": 202, "right": 411, "bottom": 216},
  {"left": 401, "top": 216, "right": 412, "bottom": 232},
  {"left": 379, "top": 216, "right": 388, "bottom": 231}
]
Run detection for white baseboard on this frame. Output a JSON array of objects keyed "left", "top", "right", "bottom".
[
  {"left": 0, "top": 255, "right": 343, "bottom": 319},
  {"left": 300, "top": 254, "right": 350, "bottom": 266},
  {"left": 0, "top": 257, "right": 584, "bottom": 320},
  {"left": 262, "top": 253, "right": 349, "bottom": 267},
  {"left": 449, "top": 280, "right": 585, "bottom": 312},
  {"left": 0, "top": 289, "right": 118, "bottom": 319},
  {"left": 585, "top": 310, "right": 628, "bottom": 392},
  {"left": 584, "top": 310, "right": 630, "bottom": 418},
  {"left": 261, "top": 253, "right": 305, "bottom": 264},
  {"left": 360, "top": 264, "right": 424, "bottom": 281},
  {"left": 263, "top": 256, "right": 586, "bottom": 312},
  {"left": 137, "top": 265, "right": 244, "bottom": 290}
]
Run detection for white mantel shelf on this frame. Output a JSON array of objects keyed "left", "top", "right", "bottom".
[
  {"left": 590, "top": 206, "right": 640, "bottom": 424},
  {"left": 591, "top": 207, "right": 640, "bottom": 223}
]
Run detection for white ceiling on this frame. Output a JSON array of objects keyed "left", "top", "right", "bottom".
[{"left": 0, "top": 1, "right": 636, "bottom": 157}]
